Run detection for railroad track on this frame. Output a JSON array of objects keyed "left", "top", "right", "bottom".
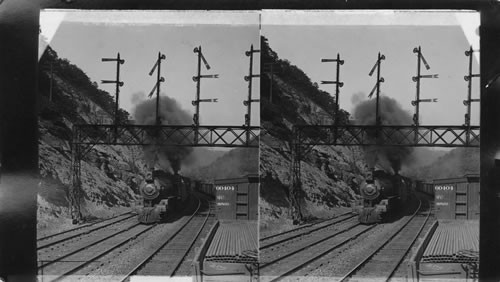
[
  {"left": 38, "top": 222, "right": 157, "bottom": 281},
  {"left": 338, "top": 198, "right": 431, "bottom": 282},
  {"left": 260, "top": 212, "right": 352, "bottom": 242},
  {"left": 36, "top": 212, "right": 134, "bottom": 242},
  {"left": 37, "top": 213, "right": 137, "bottom": 251},
  {"left": 171, "top": 201, "right": 218, "bottom": 276},
  {"left": 38, "top": 196, "right": 203, "bottom": 282},
  {"left": 120, "top": 196, "right": 215, "bottom": 279},
  {"left": 260, "top": 213, "right": 356, "bottom": 250},
  {"left": 260, "top": 216, "right": 376, "bottom": 282}
]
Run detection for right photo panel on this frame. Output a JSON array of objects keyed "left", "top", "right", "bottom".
[{"left": 259, "top": 10, "right": 480, "bottom": 282}]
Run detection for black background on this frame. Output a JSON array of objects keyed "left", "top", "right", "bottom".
[{"left": 1, "top": 1, "right": 499, "bottom": 281}]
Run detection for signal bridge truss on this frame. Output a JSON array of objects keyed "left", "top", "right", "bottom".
[
  {"left": 73, "top": 124, "right": 260, "bottom": 147},
  {"left": 70, "top": 124, "right": 259, "bottom": 223},
  {"left": 289, "top": 124, "right": 479, "bottom": 223},
  {"left": 292, "top": 124, "right": 479, "bottom": 147}
]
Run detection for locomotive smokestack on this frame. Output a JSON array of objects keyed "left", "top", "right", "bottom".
[
  {"left": 170, "top": 156, "right": 181, "bottom": 175},
  {"left": 366, "top": 169, "right": 374, "bottom": 183}
]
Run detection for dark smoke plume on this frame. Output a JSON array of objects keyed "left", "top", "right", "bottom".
[
  {"left": 133, "top": 94, "right": 194, "bottom": 173},
  {"left": 352, "top": 95, "right": 414, "bottom": 174}
]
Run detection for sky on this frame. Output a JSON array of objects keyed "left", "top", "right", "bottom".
[
  {"left": 262, "top": 10, "right": 480, "bottom": 126},
  {"left": 39, "top": 10, "right": 480, "bottom": 128},
  {"left": 39, "top": 10, "right": 260, "bottom": 127}
]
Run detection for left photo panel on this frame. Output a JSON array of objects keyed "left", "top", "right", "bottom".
[{"left": 37, "top": 10, "right": 259, "bottom": 281}]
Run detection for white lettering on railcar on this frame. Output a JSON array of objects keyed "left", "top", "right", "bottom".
[
  {"left": 436, "top": 202, "right": 449, "bottom": 206},
  {"left": 435, "top": 185, "right": 454, "bottom": 191},
  {"left": 215, "top": 185, "right": 235, "bottom": 191}
]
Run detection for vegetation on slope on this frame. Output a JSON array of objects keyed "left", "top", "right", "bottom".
[
  {"left": 39, "top": 46, "right": 130, "bottom": 126},
  {"left": 261, "top": 36, "right": 350, "bottom": 141},
  {"left": 260, "top": 36, "right": 364, "bottom": 228}
]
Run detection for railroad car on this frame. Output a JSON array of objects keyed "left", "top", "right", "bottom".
[
  {"left": 193, "top": 175, "right": 259, "bottom": 282},
  {"left": 135, "top": 170, "right": 191, "bottom": 224},
  {"left": 352, "top": 168, "right": 412, "bottom": 224},
  {"left": 415, "top": 180, "right": 434, "bottom": 196},
  {"left": 195, "top": 181, "right": 216, "bottom": 197}
]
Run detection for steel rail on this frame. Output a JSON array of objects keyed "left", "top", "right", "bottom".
[
  {"left": 38, "top": 221, "right": 143, "bottom": 269},
  {"left": 170, "top": 200, "right": 215, "bottom": 277},
  {"left": 260, "top": 214, "right": 357, "bottom": 250},
  {"left": 37, "top": 213, "right": 136, "bottom": 249},
  {"left": 260, "top": 221, "right": 364, "bottom": 269},
  {"left": 266, "top": 224, "right": 377, "bottom": 282},
  {"left": 49, "top": 223, "right": 158, "bottom": 282},
  {"left": 118, "top": 195, "right": 203, "bottom": 281},
  {"left": 386, "top": 200, "right": 431, "bottom": 281},
  {"left": 45, "top": 196, "right": 199, "bottom": 281},
  {"left": 260, "top": 212, "right": 352, "bottom": 242},
  {"left": 338, "top": 199, "right": 427, "bottom": 282},
  {"left": 37, "top": 212, "right": 133, "bottom": 242}
]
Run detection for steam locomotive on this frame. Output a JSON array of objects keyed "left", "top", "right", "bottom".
[
  {"left": 135, "top": 170, "right": 190, "bottom": 224},
  {"left": 352, "top": 168, "right": 412, "bottom": 224}
]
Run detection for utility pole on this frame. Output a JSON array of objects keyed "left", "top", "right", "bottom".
[
  {"left": 101, "top": 53, "right": 125, "bottom": 142},
  {"left": 148, "top": 52, "right": 166, "bottom": 125},
  {"left": 192, "top": 46, "right": 219, "bottom": 144},
  {"left": 411, "top": 46, "right": 438, "bottom": 143},
  {"left": 320, "top": 53, "right": 344, "bottom": 142},
  {"left": 368, "top": 52, "right": 385, "bottom": 127},
  {"left": 263, "top": 62, "right": 280, "bottom": 103},
  {"left": 463, "top": 46, "right": 480, "bottom": 144},
  {"left": 244, "top": 44, "right": 260, "bottom": 144}
]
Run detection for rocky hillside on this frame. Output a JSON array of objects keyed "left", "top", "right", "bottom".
[
  {"left": 37, "top": 46, "right": 152, "bottom": 231},
  {"left": 37, "top": 45, "right": 260, "bottom": 232},
  {"left": 260, "top": 36, "right": 367, "bottom": 230}
]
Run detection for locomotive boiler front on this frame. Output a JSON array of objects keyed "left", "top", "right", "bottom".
[
  {"left": 137, "top": 172, "right": 166, "bottom": 223},
  {"left": 353, "top": 169, "right": 401, "bottom": 224},
  {"left": 359, "top": 181, "right": 381, "bottom": 201},
  {"left": 136, "top": 170, "right": 191, "bottom": 224},
  {"left": 141, "top": 182, "right": 160, "bottom": 202}
]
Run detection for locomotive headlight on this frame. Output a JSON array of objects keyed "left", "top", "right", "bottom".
[
  {"left": 141, "top": 183, "right": 159, "bottom": 200},
  {"left": 364, "top": 184, "right": 376, "bottom": 194},
  {"left": 143, "top": 184, "right": 155, "bottom": 194},
  {"left": 361, "top": 183, "right": 380, "bottom": 200}
]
